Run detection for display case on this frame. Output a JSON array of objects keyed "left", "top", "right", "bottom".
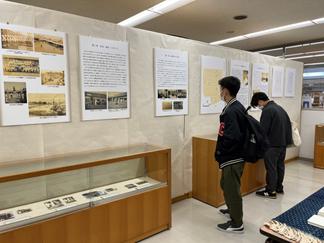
[
  {"left": 314, "top": 124, "right": 324, "bottom": 169},
  {"left": 0, "top": 144, "right": 171, "bottom": 243},
  {"left": 192, "top": 135, "right": 265, "bottom": 208}
]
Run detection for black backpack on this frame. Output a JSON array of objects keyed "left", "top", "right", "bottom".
[{"left": 243, "top": 106, "right": 269, "bottom": 163}]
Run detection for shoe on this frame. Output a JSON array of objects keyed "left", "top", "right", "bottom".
[
  {"left": 256, "top": 189, "right": 277, "bottom": 199},
  {"left": 218, "top": 208, "right": 230, "bottom": 218},
  {"left": 276, "top": 189, "right": 284, "bottom": 194},
  {"left": 217, "top": 221, "right": 244, "bottom": 234}
]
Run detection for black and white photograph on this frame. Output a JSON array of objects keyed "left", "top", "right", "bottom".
[
  {"left": 17, "top": 208, "right": 32, "bottom": 214},
  {"left": 173, "top": 101, "right": 183, "bottom": 110},
  {"left": 62, "top": 196, "right": 76, "bottom": 204},
  {"left": 0, "top": 212, "right": 14, "bottom": 222},
  {"left": 1, "top": 29, "right": 34, "bottom": 51},
  {"left": 108, "top": 92, "right": 127, "bottom": 109},
  {"left": 3, "top": 55, "right": 40, "bottom": 77},
  {"left": 28, "top": 93, "right": 66, "bottom": 117},
  {"left": 44, "top": 199, "right": 64, "bottom": 210},
  {"left": 4, "top": 82, "right": 27, "bottom": 104},
  {"left": 34, "top": 33, "right": 64, "bottom": 55},
  {"left": 82, "top": 191, "right": 107, "bottom": 199},
  {"left": 105, "top": 188, "right": 117, "bottom": 193},
  {"left": 158, "top": 89, "right": 187, "bottom": 99},
  {"left": 136, "top": 180, "right": 148, "bottom": 185},
  {"left": 125, "top": 184, "right": 137, "bottom": 189},
  {"left": 85, "top": 91, "right": 107, "bottom": 110}
]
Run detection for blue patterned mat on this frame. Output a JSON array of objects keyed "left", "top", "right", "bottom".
[{"left": 274, "top": 187, "right": 324, "bottom": 240}]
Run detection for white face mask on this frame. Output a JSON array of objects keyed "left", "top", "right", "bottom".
[{"left": 258, "top": 106, "right": 264, "bottom": 110}]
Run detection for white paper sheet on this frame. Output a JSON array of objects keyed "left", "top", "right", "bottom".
[
  {"left": 79, "top": 35, "right": 130, "bottom": 120},
  {"left": 252, "top": 63, "right": 270, "bottom": 95},
  {"left": 271, "top": 66, "right": 284, "bottom": 97},
  {"left": 0, "top": 23, "right": 70, "bottom": 126},
  {"left": 285, "top": 67, "right": 296, "bottom": 97},
  {"left": 230, "top": 60, "right": 250, "bottom": 107},
  {"left": 200, "top": 55, "right": 226, "bottom": 114},
  {"left": 154, "top": 48, "right": 188, "bottom": 116}
]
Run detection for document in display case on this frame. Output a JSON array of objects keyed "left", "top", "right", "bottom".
[{"left": 0, "top": 144, "right": 171, "bottom": 243}]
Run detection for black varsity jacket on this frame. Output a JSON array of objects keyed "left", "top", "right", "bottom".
[{"left": 214, "top": 98, "right": 247, "bottom": 169}]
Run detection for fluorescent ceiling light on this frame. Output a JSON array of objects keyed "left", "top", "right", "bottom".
[
  {"left": 285, "top": 50, "right": 324, "bottom": 58},
  {"left": 244, "top": 21, "right": 314, "bottom": 38},
  {"left": 210, "top": 36, "right": 247, "bottom": 45},
  {"left": 312, "top": 17, "right": 324, "bottom": 24},
  {"left": 287, "top": 53, "right": 324, "bottom": 60},
  {"left": 210, "top": 16, "right": 324, "bottom": 46},
  {"left": 258, "top": 47, "right": 283, "bottom": 53},
  {"left": 118, "top": 10, "right": 159, "bottom": 27},
  {"left": 304, "top": 62, "right": 324, "bottom": 66},
  {"left": 118, "top": 0, "right": 195, "bottom": 27},
  {"left": 303, "top": 72, "right": 324, "bottom": 77},
  {"left": 150, "top": 0, "right": 195, "bottom": 14}
]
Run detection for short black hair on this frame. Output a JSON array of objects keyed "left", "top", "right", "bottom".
[
  {"left": 218, "top": 76, "right": 241, "bottom": 97},
  {"left": 250, "top": 92, "right": 269, "bottom": 107}
]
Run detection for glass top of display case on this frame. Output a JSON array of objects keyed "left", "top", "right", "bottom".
[{"left": 0, "top": 144, "right": 169, "bottom": 182}]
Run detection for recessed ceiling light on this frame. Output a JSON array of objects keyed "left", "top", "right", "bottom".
[{"left": 233, "top": 15, "right": 248, "bottom": 20}]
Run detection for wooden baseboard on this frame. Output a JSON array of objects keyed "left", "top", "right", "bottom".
[
  {"left": 172, "top": 192, "right": 192, "bottom": 204},
  {"left": 298, "top": 157, "right": 314, "bottom": 162}
]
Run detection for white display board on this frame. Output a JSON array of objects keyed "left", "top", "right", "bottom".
[
  {"left": 200, "top": 55, "right": 226, "bottom": 114},
  {"left": 230, "top": 60, "right": 250, "bottom": 107},
  {"left": 154, "top": 48, "right": 188, "bottom": 116},
  {"left": 285, "top": 67, "right": 296, "bottom": 97},
  {"left": 271, "top": 66, "right": 284, "bottom": 97},
  {"left": 252, "top": 63, "right": 270, "bottom": 95},
  {"left": 0, "top": 23, "right": 70, "bottom": 126},
  {"left": 79, "top": 36, "right": 130, "bottom": 120}
]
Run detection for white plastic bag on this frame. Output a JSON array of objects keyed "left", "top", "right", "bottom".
[{"left": 291, "top": 121, "right": 302, "bottom": 147}]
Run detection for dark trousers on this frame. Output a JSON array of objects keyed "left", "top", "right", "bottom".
[
  {"left": 220, "top": 162, "right": 244, "bottom": 226},
  {"left": 264, "top": 147, "right": 286, "bottom": 192}
]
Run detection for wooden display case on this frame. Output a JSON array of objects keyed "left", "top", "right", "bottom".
[
  {"left": 192, "top": 135, "right": 265, "bottom": 208},
  {"left": 0, "top": 144, "right": 171, "bottom": 243},
  {"left": 314, "top": 124, "right": 324, "bottom": 169}
]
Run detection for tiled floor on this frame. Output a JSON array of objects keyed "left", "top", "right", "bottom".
[{"left": 141, "top": 160, "right": 324, "bottom": 243}]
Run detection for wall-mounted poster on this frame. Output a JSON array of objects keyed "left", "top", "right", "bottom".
[
  {"left": 252, "top": 63, "right": 270, "bottom": 95},
  {"left": 79, "top": 36, "right": 130, "bottom": 120},
  {"left": 154, "top": 48, "right": 188, "bottom": 116},
  {"left": 200, "top": 55, "right": 226, "bottom": 114},
  {"left": 230, "top": 60, "right": 250, "bottom": 107},
  {"left": 271, "top": 66, "right": 284, "bottom": 97},
  {"left": 0, "top": 23, "right": 70, "bottom": 126},
  {"left": 285, "top": 68, "right": 296, "bottom": 97}
]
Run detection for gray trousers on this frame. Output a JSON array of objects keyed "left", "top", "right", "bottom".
[
  {"left": 264, "top": 147, "right": 286, "bottom": 192},
  {"left": 220, "top": 162, "right": 244, "bottom": 226}
]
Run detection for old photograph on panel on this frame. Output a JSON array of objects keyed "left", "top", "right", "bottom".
[
  {"left": 158, "top": 89, "right": 187, "bottom": 99},
  {"left": 243, "top": 70, "right": 249, "bottom": 86},
  {"left": 85, "top": 91, "right": 107, "bottom": 110},
  {"left": 1, "top": 29, "right": 33, "bottom": 51},
  {"left": 162, "top": 101, "right": 172, "bottom": 110},
  {"left": 4, "top": 82, "right": 27, "bottom": 104},
  {"left": 173, "top": 101, "right": 183, "bottom": 110},
  {"left": 28, "top": 93, "right": 66, "bottom": 117},
  {"left": 34, "top": 34, "right": 64, "bottom": 55},
  {"left": 3, "top": 55, "right": 40, "bottom": 77},
  {"left": 108, "top": 92, "right": 127, "bottom": 109},
  {"left": 41, "top": 70, "right": 65, "bottom": 86},
  {"left": 261, "top": 72, "right": 269, "bottom": 83}
]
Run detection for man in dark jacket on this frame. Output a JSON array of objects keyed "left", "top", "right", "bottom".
[
  {"left": 215, "top": 76, "right": 247, "bottom": 234},
  {"left": 251, "top": 92, "right": 292, "bottom": 199}
]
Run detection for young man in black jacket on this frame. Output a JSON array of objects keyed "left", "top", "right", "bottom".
[
  {"left": 215, "top": 76, "right": 247, "bottom": 234},
  {"left": 251, "top": 92, "right": 292, "bottom": 199}
]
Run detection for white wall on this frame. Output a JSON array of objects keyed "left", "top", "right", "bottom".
[
  {"left": 300, "top": 110, "right": 324, "bottom": 159},
  {"left": 0, "top": 0, "right": 304, "bottom": 199}
]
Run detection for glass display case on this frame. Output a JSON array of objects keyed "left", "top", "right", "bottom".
[{"left": 0, "top": 144, "right": 171, "bottom": 243}]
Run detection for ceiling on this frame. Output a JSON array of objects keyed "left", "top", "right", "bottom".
[{"left": 7, "top": 0, "right": 324, "bottom": 65}]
